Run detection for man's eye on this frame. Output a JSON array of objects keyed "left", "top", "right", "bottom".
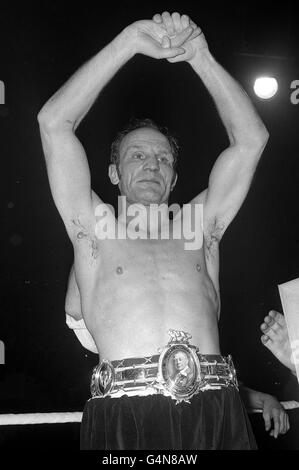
[
  {"left": 158, "top": 155, "right": 172, "bottom": 165},
  {"left": 133, "top": 153, "right": 145, "bottom": 159}
]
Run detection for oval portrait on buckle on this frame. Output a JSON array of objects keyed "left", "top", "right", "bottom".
[
  {"left": 91, "top": 360, "right": 114, "bottom": 397},
  {"left": 159, "top": 344, "right": 201, "bottom": 400}
]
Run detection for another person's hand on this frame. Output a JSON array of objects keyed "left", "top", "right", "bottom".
[
  {"left": 125, "top": 18, "right": 195, "bottom": 60},
  {"left": 260, "top": 310, "right": 297, "bottom": 375},
  {"left": 152, "top": 12, "right": 208, "bottom": 63},
  {"left": 261, "top": 393, "right": 290, "bottom": 438}
]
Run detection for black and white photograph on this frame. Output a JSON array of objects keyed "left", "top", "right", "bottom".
[{"left": 1, "top": 0, "right": 299, "bottom": 453}]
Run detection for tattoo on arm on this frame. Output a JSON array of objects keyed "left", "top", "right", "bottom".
[
  {"left": 72, "top": 218, "right": 100, "bottom": 260},
  {"left": 205, "top": 217, "right": 225, "bottom": 255}
]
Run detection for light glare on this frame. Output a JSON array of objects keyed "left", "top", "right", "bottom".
[{"left": 253, "top": 77, "right": 278, "bottom": 99}]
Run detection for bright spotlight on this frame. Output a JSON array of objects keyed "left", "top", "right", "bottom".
[{"left": 253, "top": 77, "right": 278, "bottom": 99}]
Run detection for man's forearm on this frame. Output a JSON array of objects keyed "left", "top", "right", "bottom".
[
  {"left": 189, "top": 49, "right": 268, "bottom": 146},
  {"left": 38, "top": 27, "right": 135, "bottom": 130},
  {"left": 239, "top": 384, "right": 265, "bottom": 409}
]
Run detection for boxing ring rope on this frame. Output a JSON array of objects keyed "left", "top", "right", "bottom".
[
  {"left": 0, "top": 401, "right": 298, "bottom": 426},
  {"left": 0, "top": 412, "right": 83, "bottom": 426}
]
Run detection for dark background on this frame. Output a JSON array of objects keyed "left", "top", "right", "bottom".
[{"left": 1, "top": 0, "right": 298, "bottom": 449}]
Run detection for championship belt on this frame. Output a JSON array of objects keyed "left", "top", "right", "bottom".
[{"left": 90, "top": 329, "right": 238, "bottom": 404}]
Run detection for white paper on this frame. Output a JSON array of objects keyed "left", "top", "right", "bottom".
[{"left": 278, "top": 278, "right": 299, "bottom": 383}]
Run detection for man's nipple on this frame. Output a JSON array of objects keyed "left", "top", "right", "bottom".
[
  {"left": 196, "top": 263, "right": 201, "bottom": 272},
  {"left": 116, "top": 266, "right": 123, "bottom": 275}
]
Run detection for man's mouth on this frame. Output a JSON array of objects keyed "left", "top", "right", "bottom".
[{"left": 138, "top": 179, "right": 160, "bottom": 185}]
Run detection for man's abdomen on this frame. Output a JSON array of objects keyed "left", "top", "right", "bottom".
[{"left": 83, "top": 275, "right": 220, "bottom": 361}]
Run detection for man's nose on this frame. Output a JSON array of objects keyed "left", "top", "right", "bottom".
[{"left": 143, "top": 155, "right": 160, "bottom": 171}]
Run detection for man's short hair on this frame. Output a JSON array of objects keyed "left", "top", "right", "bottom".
[{"left": 110, "top": 118, "right": 179, "bottom": 171}]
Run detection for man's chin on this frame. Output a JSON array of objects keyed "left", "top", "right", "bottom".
[{"left": 130, "top": 190, "right": 168, "bottom": 206}]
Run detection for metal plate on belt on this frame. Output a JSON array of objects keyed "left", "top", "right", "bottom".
[
  {"left": 158, "top": 333, "right": 206, "bottom": 403},
  {"left": 91, "top": 359, "right": 115, "bottom": 397}
]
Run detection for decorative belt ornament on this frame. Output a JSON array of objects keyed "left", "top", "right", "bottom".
[
  {"left": 91, "top": 330, "right": 238, "bottom": 404},
  {"left": 158, "top": 329, "right": 206, "bottom": 402}
]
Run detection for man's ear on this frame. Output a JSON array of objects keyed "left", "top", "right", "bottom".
[
  {"left": 170, "top": 172, "right": 178, "bottom": 191},
  {"left": 108, "top": 164, "right": 120, "bottom": 185}
]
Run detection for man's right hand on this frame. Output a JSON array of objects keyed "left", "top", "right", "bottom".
[{"left": 125, "top": 19, "right": 195, "bottom": 60}]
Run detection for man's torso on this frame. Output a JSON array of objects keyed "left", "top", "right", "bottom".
[{"left": 72, "top": 211, "right": 221, "bottom": 360}]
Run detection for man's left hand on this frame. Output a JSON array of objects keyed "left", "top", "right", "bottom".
[
  {"left": 261, "top": 394, "right": 290, "bottom": 438},
  {"left": 152, "top": 11, "right": 208, "bottom": 63}
]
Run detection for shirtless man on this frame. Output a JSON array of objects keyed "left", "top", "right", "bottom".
[
  {"left": 66, "top": 267, "right": 290, "bottom": 440},
  {"left": 38, "top": 12, "right": 269, "bottom": 450}
]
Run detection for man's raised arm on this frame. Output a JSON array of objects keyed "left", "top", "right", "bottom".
[
  {"left": 37, "top": 19, "right": 193, "bottom": 241},
  {"left": 153, "top": 12, "right": 269, "bottom": 241}
]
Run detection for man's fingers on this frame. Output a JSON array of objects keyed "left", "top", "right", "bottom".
[
  {"left": 281, "top": 412, "right": 289, "bottom": 434},
  {"left": 161, "top": 11, "right": 175, "bottom": 36},
  {"left": 269, "top": 310, "right": 286, "bottom": 327},
  {"left": 272, "top": 412, "right": 280, "bottom": 438},
  {"left": 161, "top": 35, "right": 171, "bottom": 49},
  {"left": 260, "top": 322, "right": 269, "bottom": 331},
  {"left": 279, "top": 412, "right": 285, "bottom": 435},
  {"left": 170, "top": 26, "right": 193, "bottom": 47},
  {"left": 264, "top": 315, "right": 275, "bottom": 327},
  {"left": 188, "top": 26, "right": 202, "bottom": 41},
  {"left": 181, "top": 15, "right": 190, "bottom": 29},
  {"left": 153, "top": 14, "right": 163, "bottom": 23},
  {"left": 172, "top": 12, "right": 183, "bottom": 33},
  {"left": 263, "top": 411, "right": 271, "bottom": 432},
  {"left": 160, "top": 46, "right": 186, "bottom": 59},
  {"left": 264, "top": 319, "right": 280, "bottom": 335},
  {"left": 262, "top": 315, "right": 280, "bottom": 334},
  {"left": 261, "top": 334, "right": 270, "bottom": 344},
  {"left": 167, "top": 51, "right": 187, "bottom": 63}
]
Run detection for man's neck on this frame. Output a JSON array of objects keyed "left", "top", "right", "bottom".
[{"left": 117, "top": 196, "right": 170, "bottom": 237}]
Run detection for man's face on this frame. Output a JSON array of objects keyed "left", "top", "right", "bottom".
[
  {"left": 109, "top": 127, "right": 177, "bottom": 205},
  {"left": 173, "top": 352, "right": 188, "bottom": 371}
]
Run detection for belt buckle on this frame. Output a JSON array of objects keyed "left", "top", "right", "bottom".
[
  {"left": 91, "top": 359, "right": 115, "bottom": 397},
  {"left": 158, "top": 329, "right": 206, "bottom": 403}
]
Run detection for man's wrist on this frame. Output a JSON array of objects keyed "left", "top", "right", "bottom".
[
  {"left": 188, "top": 45, "right": 212, "bottom": 68},
  {"left": 110, "top": 26, "right": 137, "bottom": 62}
]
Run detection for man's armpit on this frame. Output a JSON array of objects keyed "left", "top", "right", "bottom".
[
  {"left": 71, "top": 216, "right": 100, "bottom": 261},
  {"left": 204, "top": 217, "right": 225, "bottom": 254}
]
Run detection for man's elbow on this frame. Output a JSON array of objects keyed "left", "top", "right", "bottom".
[
  {"left": 237, "top": 125, "right": 269, "bottom": 154},
  {"left": 65, "top": 304, "right": 83, "bottom": 322},
  {"left": 255, "top": 125, "right": 269, "bottom": 147},
  {"left": 37, "top": 106, "right": 57, "bottom": 132},
  {"left": 248, "top": 124, "right": 269, "bottom": 149},
  {"left": 37, "top": 105, "right": 73, "bottom": 132}
]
